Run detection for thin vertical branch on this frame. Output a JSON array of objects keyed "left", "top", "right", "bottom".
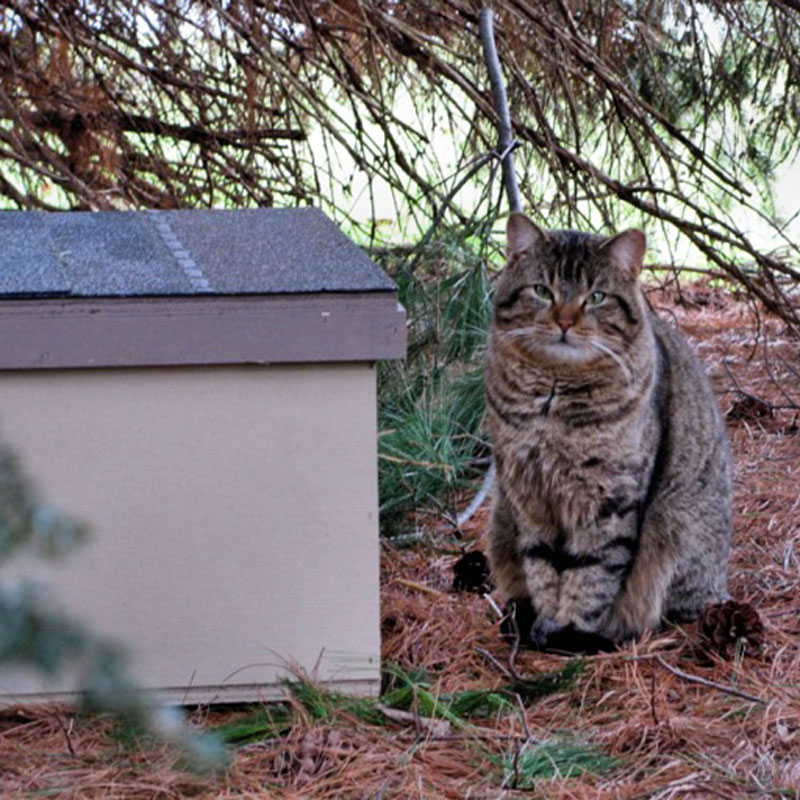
[{"left": 479, "top": 6, "right": 522, "bottom": 214}]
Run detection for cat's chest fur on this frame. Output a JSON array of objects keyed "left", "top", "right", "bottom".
[
  {"left": 489, "top": 334, "right": 658, "bottom": 546},
  {"left": 493, "top": 382, "right": 656, "bottom": 543}
]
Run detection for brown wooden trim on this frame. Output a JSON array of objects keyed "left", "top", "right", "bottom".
[{"left": 0, "top": 292, "right": 406, "bottom": 369}]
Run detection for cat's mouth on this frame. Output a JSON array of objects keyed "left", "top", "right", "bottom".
[
  {"left": 500, "top": 326, "right": 603, "bottom": 366},
  {"left": 534, "top": 328, "right": 618, "bottom": 367},
  {"left": 541, "top": 336, "right": 597, "bottom": 363},
  {"left": 551, "top": 329, "right": 584, "bottom": 349}
]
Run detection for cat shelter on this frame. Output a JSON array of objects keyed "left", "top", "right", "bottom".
[{"left": 0, "top": 207, "right": 405, "bottom": 704}]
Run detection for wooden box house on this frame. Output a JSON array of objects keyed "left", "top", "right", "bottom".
[{"left": 0, "top": 208, "right": 405, "bottom": 704}]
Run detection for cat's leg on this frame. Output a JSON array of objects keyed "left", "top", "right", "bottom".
[
  {"left": 664, "top": 552, "right": 728, "bottom": 622},
  {"left": 606, "top": 487, "right": 731, "bottom": 639},
  {"left": 544, "top": 522, "right": 638, "bottom": 651},
  {"left": 486, "top": 487, "right": 528, "bottom": 601},
  {"left": 519, "top": 546, "right": 562, "bottom": 646},
  {"left": 604, "top": 561, "right": 670, "bottom": 639},
  {"left": 554, "top": 556, "right": 629, "bottom": 632},
  {"left": 603, "top": 496, "right": 698, "bottom": 639},
  {"left": 664, "top": 512, "right": 730, "bottom": 622},
  {"left": 487, "top": 488, "right": 560, "bottom": 646}
]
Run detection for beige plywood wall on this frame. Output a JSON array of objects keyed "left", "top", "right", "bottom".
[{"left": 0, "top": 363, "right": 380, "bottom": 704}]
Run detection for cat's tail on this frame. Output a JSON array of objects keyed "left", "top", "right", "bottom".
[{"left": 456, "top": 460, "right": 496, "bottom": 528}]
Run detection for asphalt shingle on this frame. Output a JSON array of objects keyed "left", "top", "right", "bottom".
[
  {"left": 0, "top": 212, "right": 71, "bottom": 296},
  {"left": 0, "top": 207, "right": 395, "bottom": 298}
]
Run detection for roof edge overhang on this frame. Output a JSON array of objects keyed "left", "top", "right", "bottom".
[{"left": 0, "top": 291, "right": 406, "bottom": 369}]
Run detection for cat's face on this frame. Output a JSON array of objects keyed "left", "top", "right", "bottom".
[{"left": 491, "top": 213, "right": 647, "bottom": 368}]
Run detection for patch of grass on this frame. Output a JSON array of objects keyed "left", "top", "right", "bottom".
[
  {"left": 380, "top": 681, "right": 512, "bottom": 726},
  {"left": 499, "top": 738, "right": 621, "bottom": 788},
  {"left": 510, "top": 658, "right": 586, "bottom": 703},
  {"left": 212, "top": 705, "right": 293, "bottom": 745},
  {"left": 216, "top": 660, "right": 586, "bottom": 747},
  {"left": 211, "top": 680, "right": 382, "bottom": 749},
  {"left": 380, "top": 660, "right": 585, "bottom": 724},
  {"left": 286, "top": 678, "right": 335, "bottom": 721},
  {"left": 284, "top": 674, "right": 395, "bottom": 727},
  {"left": 282, "top": 670, "right": 484, "bottom": 729}
]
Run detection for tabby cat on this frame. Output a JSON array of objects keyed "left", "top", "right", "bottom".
[{"left": 485, "top": 213, "right": 732, "bottom": 653}]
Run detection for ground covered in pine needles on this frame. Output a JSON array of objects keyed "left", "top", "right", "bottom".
[{"left": 1, "top": 285, "right": 799, "bottom": 798}]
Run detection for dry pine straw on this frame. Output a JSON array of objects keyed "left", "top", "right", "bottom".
[{"left": 1, "top": 287, "right": 799, "bottom": 799}]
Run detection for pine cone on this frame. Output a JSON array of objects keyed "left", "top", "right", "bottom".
[
  {"left": 452, "top": 550, "right": 493, "bottom": 593},
  {"left": 699, "top": 600, "right": 764, "bottom": 659},
  {"left": 726, "top": 394, "right": 772, "bottom": 421}
]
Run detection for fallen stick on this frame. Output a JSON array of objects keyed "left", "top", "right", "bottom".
[
  {"left": 655, "top": 655, "right": 766, "bottom": 705},
  {"left": 391, "top": 578, "right": 445, "bottom": 597},
  {"left": 475, "top": 645, "right": 524, "bottom": 684},
  {"left": 376, "top": 704, "right": 452, "bottom": 737}
]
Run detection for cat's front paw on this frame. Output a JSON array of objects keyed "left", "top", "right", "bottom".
[
  {"left": 544, "top": 624, "right": 617, "bottom": 655},
  {"left": 500, "top": 600, "right": 560, "bottom": 649},
  {"left": 530, "top": 616, "right": 561, "bottom": 649}
]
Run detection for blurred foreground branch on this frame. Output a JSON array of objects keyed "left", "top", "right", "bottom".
[{"left": 0, "top": 440, "right": 226, "bottom": 770}]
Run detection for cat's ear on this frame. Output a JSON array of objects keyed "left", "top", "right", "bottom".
[
  {"left": 507, "top": 212, "right": 547, "bottom": 257},
  {"left": 599, "top": 229, "right": 646, "bottom": 278}
]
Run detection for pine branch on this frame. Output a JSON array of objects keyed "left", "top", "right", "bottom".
[{"left": 26, "top": 110, "right": 306, "bottom": 145}]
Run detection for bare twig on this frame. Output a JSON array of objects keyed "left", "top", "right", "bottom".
[
  {"left": 390, "top": 578, "right": 445, "bottom": 598},
  {"left": 52, "top": 712, "right": 76, "bottom": 758},
  {"left": 654, "top": 655, "right": 766, "bottom": 705},
  {"left": 475, "top": 646, "right": 519, "bottom": 683}
]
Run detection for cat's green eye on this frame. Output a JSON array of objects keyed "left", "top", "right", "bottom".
[
  {"left": 586, "top": 290, "right": 606, "bottom": 306},
  {"left": 533, "top": 284, "right": 554, "bottom": 302}
]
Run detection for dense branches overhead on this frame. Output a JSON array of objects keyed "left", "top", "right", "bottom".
[{"left": 0, "top": 0, "right": 799, "bottom": 325}]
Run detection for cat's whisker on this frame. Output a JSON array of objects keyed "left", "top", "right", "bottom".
[
  {"left": 588, "top": 339, "right": 633, "bottom": 387},
  {"left": 497, "top": 327, "right": 539, "bottom": 340}
]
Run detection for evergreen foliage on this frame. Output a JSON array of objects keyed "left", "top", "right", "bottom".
[
  {"left": 498, "top": 738, "right": 620, "bottom": 786},
  {"left": 214, "top": 659, "right": 585, "bottom": 747},
  {"left": 376, "top": 235, "right": 493, "bottom": 532}
]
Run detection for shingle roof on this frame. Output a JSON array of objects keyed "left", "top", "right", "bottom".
[{"left": 0, "top": 207, "right": 396, "bottom": 298}]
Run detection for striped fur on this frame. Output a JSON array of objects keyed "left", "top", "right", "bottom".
[{"left": 486, "top": 213, "right": 732, "bottom": 651}]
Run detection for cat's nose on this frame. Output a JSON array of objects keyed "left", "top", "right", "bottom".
[{"left": 555, "top": 309, "right": 578, "bottom": 332}]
